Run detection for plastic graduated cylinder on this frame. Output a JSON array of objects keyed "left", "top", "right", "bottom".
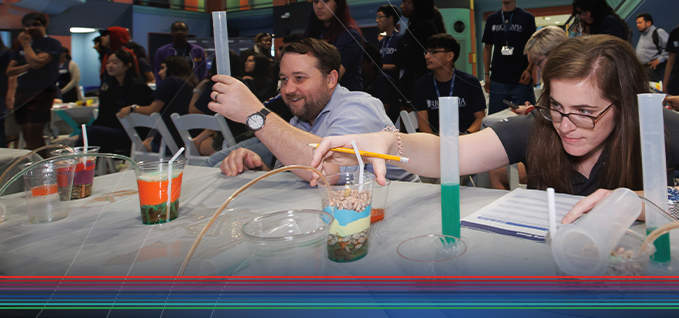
[{"left": 439, "top": 96, "right": 461, "bottom": 239}]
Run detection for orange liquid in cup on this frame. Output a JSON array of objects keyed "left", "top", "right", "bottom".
[
  {"left": 371, "top": 208, "right": 385, "bottom": 223},
  {"left": 31, "top": 184, "right": 58, "bottom": 196},
  {"left": 136, "top": 172, "right": 183, "bottom": 224}
]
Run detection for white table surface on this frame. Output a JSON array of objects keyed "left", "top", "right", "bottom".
[{"left": 0, "top": 166, "right": 676, "bottom": 277}]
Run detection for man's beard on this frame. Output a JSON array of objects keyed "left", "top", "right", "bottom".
[{"left": 286, "top": 90, "right": 332, "bottom": 123}]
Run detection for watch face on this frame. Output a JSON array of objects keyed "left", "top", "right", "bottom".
[{"left": 247, "top": 114, "right": 264, "bottom": 130}]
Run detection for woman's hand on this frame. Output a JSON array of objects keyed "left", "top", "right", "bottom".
[
  {"left": 309, "top": 131, "right": 396, "bottom": 187},
  {"left": 561, "top": 189, "right": 613, "bottom": 224},
  {"left": 511, "top": 102, "right": 534, "bottom": 116},
  {"left": 116, "top": 106, "right": 134, "bottom": 119}
]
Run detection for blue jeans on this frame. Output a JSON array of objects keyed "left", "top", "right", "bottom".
[
  {"left": 203, "top": 137, "right": 274, "bottom": 168},
  {"left": 488, "top": 80, "right": 537, "bottom": 115}
]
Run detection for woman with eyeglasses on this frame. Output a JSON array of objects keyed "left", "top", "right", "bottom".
[
  {"left": 305, "top": 0, "right": 364, "bottom": 91},
  {"left": 487, "top": 26, "right": 570, "bottom": 190},
  {"left": 310, "top": 35, "right": 679, "bottom": 224}
]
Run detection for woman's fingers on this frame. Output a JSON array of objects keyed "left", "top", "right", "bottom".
[{"left": 561, "top": 189, "right": 612, "bottom": 224}]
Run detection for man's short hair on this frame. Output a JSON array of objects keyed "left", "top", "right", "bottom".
[
  {"left": 636, "top": 13, "right": 653, "bottom": 24},
  {"left": 283, "top": 33, "right": 303, "bottom": 44},
  {"left": 426, "top": 33, "right": 461, "bottom": 63},
  {"left": 377, "top": 4, "right": 401, "bottom": 22},
  {"left": 255, "top": 33, "right": 272, "bottom": 43},
  {"left": 21, "top": 12, "right": 47, "bottom": 27},
  {"left": 171, "top": 21, "right": 188, "bottom": 30},
  {"left": 280, "top": 38, "right": 341, "bottom": 76}
]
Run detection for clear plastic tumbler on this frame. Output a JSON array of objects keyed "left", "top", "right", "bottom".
[{"left": 23, "top": 159, "right": 76, "bottom": 224}]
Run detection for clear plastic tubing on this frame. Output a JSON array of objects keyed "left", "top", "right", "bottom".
[
  {"left": 551, "top": 188, "right": 642, "bottom": 275},
  {"left": 638, "top": 93, "right": 670, "bottom": 262},
  {"left": 212, "top": 11, "right": 231, "bottom": 76},
  {"left": 439, "top": 97, "right": 460, "bottom": 239}
]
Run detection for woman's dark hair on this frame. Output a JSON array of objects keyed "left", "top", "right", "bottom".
[
  {"left": 573, "top": 0, "right": 629, "bottom": 40},
  {"left": 60, "top": 47, "right": 71, "bottom": 60},
  {"left": 161, "top": 55, "right": 198, "bottom": 88},
  {"left": 409, "top": 0, "right": 436, "bottom": 25},
  {"left": 304, "top": 0, "right": 363, "bottom": 45},
  {"left": 125, "top": 42, "right": 148, "bottom": 60},
  {"left": 109, "top": 48, "right": 142, "bottom": 85},
  {"left": 526, "top": 35, "right": 647, "bottom": 194},
  {"left": 432, "top": 7, "right": 447, "bottom": 34},
  {"left": 246, "top": 53, "right": 273, "bottom": 90}
]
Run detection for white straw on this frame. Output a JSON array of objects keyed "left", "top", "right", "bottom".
[
  {"left": 547, "top": 187, "right": 557, "bottom": 236},
  {"left": 350, "top": 141, "right": 364, "bottom": 192},
  {"left": 81, "top": 124, "right": 88, "bottom": 165},
  {"left": 166, "top": 147, "right": 185, "bottom": 221}
]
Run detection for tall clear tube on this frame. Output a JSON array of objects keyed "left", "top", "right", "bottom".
[
  {"left": 439, "top": 97, "right": 460, "bottom": 239},
  {"left": 638, "top": 93, "right": 670, "bottom": 263},
  {"left": 212, "top": 11, "right": 231, "bottom": 76}
]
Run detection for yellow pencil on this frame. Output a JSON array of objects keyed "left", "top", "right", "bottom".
[{"left": 308, "top": 143, "right": 409, "bottom": 163}]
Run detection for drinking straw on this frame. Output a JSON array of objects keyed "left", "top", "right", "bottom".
[
  {"left": 307, "top": 143, "right": 409, "bottom": 163},
  {"left": 166, "top": 147, "right": 185, "bottom": 221},
  {"left": 638, "top": 93, "right": 671, "bottom": 262},
  {"left": 350, "top": 141, "right": 364, "bottom": 192},
  {"left": 212, "top": 12, "right": 231, "bottom": 76},
  {"left": 81, "top": 124, "right": 88, "bottom": 197},
  {"left": 547, "top": 187, "right": 557, "bottom": 236},
  {"left": 439, "top": 97, "right": 460, "bottom": 239}
]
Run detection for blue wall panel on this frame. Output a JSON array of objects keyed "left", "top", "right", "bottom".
[{"left": 71, "top": 32, "right": 103, "bottom": 89}]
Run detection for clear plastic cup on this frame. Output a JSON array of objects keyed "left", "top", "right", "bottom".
[
  {"left": 134, "top": 158, "right": 186, "bottom": 224},
  {"left": 397, "top": 234, "right": 468, "bottom": 276},
  {"left": 370, "top": 179, "right": 390, "bottom": 223},
  {"left": 23, "top": 159, "right": 76, "bottom": 224},
  {"left": 241, "top": 209, "right": 334, "bottom": 276},
  {"left": 51, "top": 146, "right": 99, "bottom": 199},
  {"left": 317, "top": 171, "right": 375, "bottom": 262},
  {"left": 551, "top": 188, "right": 642, "bottom": 276}
]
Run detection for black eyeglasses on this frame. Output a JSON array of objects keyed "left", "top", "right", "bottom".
[
  {"left": 532, "top": 56, "right": 546, "bottom": 67},
  {"left": 424, "top": 50, "right": 450, "bottom": 56},
  {"left": 535, "top": 102, "right": 613, "bottom": 129}
]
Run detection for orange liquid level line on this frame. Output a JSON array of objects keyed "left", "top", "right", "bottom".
[
  {"left": 371, "top": 208, "right": 385, "bottom": 223},
  {"left": 136, "top": 173, "right": 183, "bottom": 207},
  {"left": 32, "top": 184, "right": 58, "bottom": 196}
]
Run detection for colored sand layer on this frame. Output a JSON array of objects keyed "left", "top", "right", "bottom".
[
  {"left": 647, "top": 228, "right": 671, "bottom": 263},
  {"left": 327, "top": 228, "right": 369, "bottom": 262},
  {"left": 137, "top": 172, "right": 183, "bottom": 224},
  {"left": 73, "top": 160, "right": 95, "bottom": 185},
  {"left": 441, "top": 184, "right": 461, "bottom": 239}
]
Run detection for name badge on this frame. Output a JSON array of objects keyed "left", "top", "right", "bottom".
[{"left": 501, "top": 46, "right": 514, "bottom": 56}]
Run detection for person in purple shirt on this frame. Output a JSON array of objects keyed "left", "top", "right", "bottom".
[{"left": 154, "top": 21, "right": 207, "bottom": 84}]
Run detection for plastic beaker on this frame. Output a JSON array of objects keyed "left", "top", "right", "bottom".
[
  {"left": 318, "top": 171, "right": 375, "bottom": 262},
  {"left": 52, "top": 146, "right": 99, "bottom": 199},
  {"left": 23, "top": 159, "right": 76, "bottom": 224},
  {"left": 134, "top": 158, "right": 186, "bottom": 224},
  {"left": 241, "top": 209, "right": 334, "bottom": 275},
  {"left": 370, "top": 179, "right": 390, "bottom": 223},
  {"left": 551, "top": 188, "right": 642, "bottom": 276},
  {"left": 397, "top": 234, "right": 468, "bottom": 276}
]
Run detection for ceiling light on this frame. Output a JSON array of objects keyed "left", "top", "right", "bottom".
[
  {"left": 555, "top": 22, "right": 560, "bottom": 24},
  {"left": 70, "top": 27, "right": 96, "bottom": 33},
  {"left": 545, "top": 17, "right": 551, "bottom": 20}
]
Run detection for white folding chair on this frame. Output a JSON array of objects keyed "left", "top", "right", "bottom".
[
  {"left": 170, "top": 113, "right": 236, "bottom": 166},
  {"left": 117, "top": 113, "right": 179, "bottom": 162},
  {"left": 400, "top": 110, "right": 419, "bottom": 134}
]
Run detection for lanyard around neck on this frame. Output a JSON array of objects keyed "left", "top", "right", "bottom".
[
  {"left": 381, "top": 34, "right": 394, "bottom": 57},
  {"left": 501, "top": 10, "right": 516, "bottom": 46},
  {"left": 433, "top": 72, "right": 455, "bottom": 98}
]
